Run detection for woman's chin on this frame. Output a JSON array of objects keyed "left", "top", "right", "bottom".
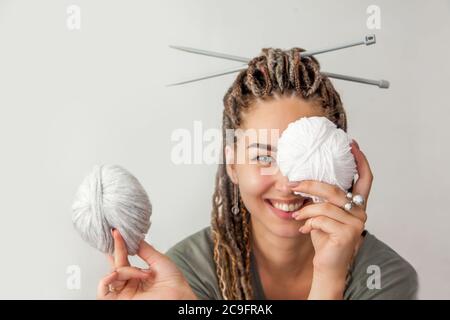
[
  {"left": 256, "top": 216, "right": 304, "bottom": 238},
  {"left": 270, "top": 224, "right": 305, "bottom": 238}
]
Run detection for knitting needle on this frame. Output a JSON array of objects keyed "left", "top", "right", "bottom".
[
  {"left": 167, "top": 65, "right": 390, "bottom": 89},
  {"left": 166, "top": 65, "right": 248, "bottom": 87},
  {"left": 169, "top": 45, "right": 249, "bottom": 63},
  {"left": 169, "top": 34, "right": 376, "bottom": 64},
  {"left": 168, "top": 34, "right": 388, "bottom": 88},
  {"left": 322, "top": 72, "right": 389, "bottom": 89},
  {"left": 302, "top": 34, "right": 376, "bottom": 57}
]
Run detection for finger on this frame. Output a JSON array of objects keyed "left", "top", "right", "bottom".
[
  {"left": 290, "top": 180, "right": 366, "bottom": 222},
  {"left": 115, "top": 266, "right": 153, "bottom": 281},
  {"left": 300, "top": 216, "right": 344, "bottom": 235},
  {"left": 119, "top": 278, "right": 140, "bottom": 298},
  {"left": 351, "top": 140, "right": 373, "bottom": 205},
  {"left": 113, "top": 229, "right": 130, "bottom": 267},
  {"left": 97, "top": 271, "right": 118, "bottom": 299},
  {"left": 107, "top": 252, "right": 125, "bottom": 292},
  {"left": 293, "top": 202, "right": 366, "bottom": 226},
  {"left": 290, "top": 180, "right": 346, "bottom": 205},
  {"left": 108, "top": 267, "right": 148, "bottom": 293},
  {"left": 108, "top": 266, "right": 153, "bottom": 295},
  {"left": 137, "top": 240, "right": 166, "bottom": 266}
]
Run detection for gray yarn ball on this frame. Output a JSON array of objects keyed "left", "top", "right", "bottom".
[{"left": 72, "top": 164, "right": 152, "bottom": 255}]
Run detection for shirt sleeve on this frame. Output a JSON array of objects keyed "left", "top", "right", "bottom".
[
  {"left": 165, "top": 246, "right": 213, "bottom": 300},
  {"left": 165, "top": 228, "right": 223, "bottom": 300},
  {"left": 345, "top": 238, "right": 419, "bottom": 300}
]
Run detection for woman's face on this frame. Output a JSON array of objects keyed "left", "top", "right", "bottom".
[{"left": 226, "top": 94, "right": 325, "bottom": 238}]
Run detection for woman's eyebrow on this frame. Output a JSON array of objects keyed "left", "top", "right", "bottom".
[{"left": 247, "top": 143, "right": 277, "bottom": 152}]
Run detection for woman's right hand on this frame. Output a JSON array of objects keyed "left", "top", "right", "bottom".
[{"left": 97, "top": 229, "right": 197, "bottom": 300}]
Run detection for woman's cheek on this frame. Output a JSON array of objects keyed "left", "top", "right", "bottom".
[{"left": 237, "top": 165, "right": 273, "bottom": 199}]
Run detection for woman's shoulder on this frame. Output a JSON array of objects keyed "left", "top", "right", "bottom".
[
  {"left": 165, "top": 226, "right": 221, "bottom": 300},
  {"left": 345, "top": 230, "right": 419, "bottom": 299},
  {"left": 166, "top": 226, "right": 214, "bottom": 257}
]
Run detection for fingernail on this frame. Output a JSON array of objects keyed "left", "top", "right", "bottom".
[{"left": 288, "top": 181, "right": 300, "bottom": 187}]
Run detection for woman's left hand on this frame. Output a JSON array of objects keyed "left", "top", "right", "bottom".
[{"left": 290, "top": 140, "right": 373, "bottom": 299}]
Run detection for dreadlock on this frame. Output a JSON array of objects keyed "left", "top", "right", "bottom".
[{"left": 211, "top": 47, "right": 347, "bottom": 300}]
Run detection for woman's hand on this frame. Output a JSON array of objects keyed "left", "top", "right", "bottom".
[
  {"left": 290, "top": 140, "right": 373, "bottom": 299},
  {"left": 97, "top": 229, "right": 197, "bottom": 300}
]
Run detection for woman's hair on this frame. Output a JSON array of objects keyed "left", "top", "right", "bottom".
[{"left": 210, "top": 47, "right": 347, "bottom": 299}]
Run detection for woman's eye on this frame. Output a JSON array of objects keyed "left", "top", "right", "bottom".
[{"left": 255, "top": 155, "right": 273, "bottom": 164}]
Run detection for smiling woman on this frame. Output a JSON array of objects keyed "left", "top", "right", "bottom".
[
  {"left": 97, "top": 47, "right": 418, "bottom": 300},
  {"left": 165, "top": 47, "right": 418, "bottom": 300}
]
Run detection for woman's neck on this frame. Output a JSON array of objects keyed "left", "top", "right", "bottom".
[{"left": 250, "top": 218, "right": 315, "bottom": 280}]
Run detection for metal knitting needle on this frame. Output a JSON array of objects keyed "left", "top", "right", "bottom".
[
  {"left": 169, "top": 45, "right": 249, "bottom": 63},
  {"left": 322, "top": 72, "right": 389, "bottom": 89},
  {"left": 166, "top": 65, "right": 248, "bottom": 87},
  {"left": 302, "top": 34, "right": 376, "bottom": 57},
  {"left": 167, "top": 65, "right": 390, "bottom": 89},
  {"left": 168, "top": 34, "right": 388, "bottom": 88},
  {"left": 169, "top": 34, "right": 376, "bottom": 63}
]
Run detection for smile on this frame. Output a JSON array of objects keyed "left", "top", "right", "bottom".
[
  {"left": 264, "top": 198, "right": 312, "bottom": 220},
  {"left": 269, "top": 199, "right": 303, "bottom": 212}
]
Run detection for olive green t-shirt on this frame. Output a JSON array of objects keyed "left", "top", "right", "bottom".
[{"left": 165, "top": 227, "right": 418, "bottom": 300}]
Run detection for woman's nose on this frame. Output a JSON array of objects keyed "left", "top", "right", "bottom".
[{"left": 274, "top": 174, "right": 293, "bottom": 194}]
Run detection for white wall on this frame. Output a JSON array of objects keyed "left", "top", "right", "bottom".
[{"left": 0, "top": 0, "right": 449, "bottom": 299}]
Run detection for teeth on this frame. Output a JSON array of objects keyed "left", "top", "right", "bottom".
[{"left": 271, "top": 200, "right": 302, "bottom": 212}]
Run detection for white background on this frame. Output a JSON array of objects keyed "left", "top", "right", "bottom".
[{"left": 0, "top": 0, "right": 449, "bottom": 299}]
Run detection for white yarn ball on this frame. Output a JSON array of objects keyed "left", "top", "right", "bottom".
[
  {"left": 72, "top": 165, "right": 152, "bottom": 255},
  {"left": 276, "top": 116, "right": 357, "bottom": 202}
]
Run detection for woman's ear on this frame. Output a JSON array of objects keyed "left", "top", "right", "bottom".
[{"left": 225, "top": 145, "right": 238, "bottom": 184}]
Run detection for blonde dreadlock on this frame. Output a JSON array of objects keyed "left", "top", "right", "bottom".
[{"left": 211, "top": 47, "right": 347, "bottom": 300}]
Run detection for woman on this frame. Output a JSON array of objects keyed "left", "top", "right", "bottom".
[{"left": 97, "top": 48, "right": 418, "bottom": 300}]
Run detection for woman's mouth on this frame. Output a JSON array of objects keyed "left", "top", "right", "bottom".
[{"left": 264, "top": 198, "right": 311, "bottom": 220}]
